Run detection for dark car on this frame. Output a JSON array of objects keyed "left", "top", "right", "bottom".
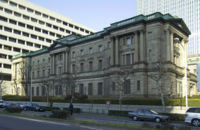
[
  {"left": 128, "top": 109, "right": 169, "bottom": 123},
  {"left": 23, "top": 103, "right": 45, "bottom": 112},
  {"left": 0, "top": 100, "right": 4, "bottom": 108}
]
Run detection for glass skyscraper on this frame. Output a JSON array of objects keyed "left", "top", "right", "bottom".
[{"left": 137, "top": 0, "right": 200, "bottom": 55}]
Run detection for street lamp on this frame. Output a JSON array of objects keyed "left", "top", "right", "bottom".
[{"left": 174, "top": 37, "right": 188, "bottom": 108}]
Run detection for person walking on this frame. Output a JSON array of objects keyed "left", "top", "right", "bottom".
[{"left": 69, "top": 102, "right": 73, "bottom": 116}]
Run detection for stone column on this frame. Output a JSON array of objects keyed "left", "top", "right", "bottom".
[
  {"left": 64, "top": 52, "right": 66, "bottom": 73},
  {"left": 51, "top": 54, "right": 55, "bottom": 74},
  {"left": 65, "top": 52, "right": 69, "bottom": 73},
  {"left": 110, "top": 37, "right": 115, "bottom": 66},
  {"left": 140, "top": 31, "right": 144, "bottom": 62},
  {"left": 115, "top": 36, "right": 119, "bottom": 65},
  {"left": 166, "top": 29, "right": 174, "bottom": 62},
  {"left": 134, "top": 31, "right": 138, "bottom": 63},
  {"left": 170, "top": 32, "right": 174, "bottom": 62}
]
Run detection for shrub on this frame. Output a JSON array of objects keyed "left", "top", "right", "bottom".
[
  {"left": 50, "top": 110, "right": 69, "bottom": 119},
  {"left": 108, "top": 110, "right": 130, "bottom": 117},
  {"left": 44, "top": 106, "right": 60, "bottom": 111},
  {"left": 5, "top": 107, "right": 22, "bottom": 113},
  {"left": 162, "top": 113, "right": 185, "bottom": 121}
]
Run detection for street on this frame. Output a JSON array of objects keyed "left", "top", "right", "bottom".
[{"left": 0, "top": 114, "right": 102, "bottom": 130}]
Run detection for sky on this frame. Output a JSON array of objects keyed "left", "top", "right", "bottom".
[{"left": 28, "top": 0, "right": 137, "bottom": 31}]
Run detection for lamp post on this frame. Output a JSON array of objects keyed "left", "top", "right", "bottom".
[{"left": 174, "top": 37, "right": 188, "bottom": 108}]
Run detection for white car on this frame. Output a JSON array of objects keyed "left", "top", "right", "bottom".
[{"left": 185, "top": 107, "right": 200, "bottom": 127}]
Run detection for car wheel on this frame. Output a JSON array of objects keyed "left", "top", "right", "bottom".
[
  {"left": 155, "top": 117, "right": 161, "bottom": 123},
  {"left": 192, "top": 119, "right": 200, "bottom": 127},
  {"left": 133, "top": 116, "right": 138, "bottom": 121}
]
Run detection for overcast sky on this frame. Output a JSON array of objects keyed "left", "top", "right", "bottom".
[{"left": 29, "top": 0, "right": 137, "bottom": 31}]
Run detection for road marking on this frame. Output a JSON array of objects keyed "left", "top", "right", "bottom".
[
  {"left": 12, "top": 116, "right": 70, "bottom": 126},
  {"left": 80, "top": 125, "right": 102, "bottom": 130}
]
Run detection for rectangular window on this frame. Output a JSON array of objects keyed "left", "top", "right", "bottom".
[
  {"left": 137, "top": 80, "right": 140, "bottom": 91},
  {"left": 89, "top": 48, "right": 93, "bottom": 54},
  {"left": 4, "top": 27, "right": 12, "bottom": 32},
  {"left": 19, "top": 5, "right": 25, "bottom": 10},
  {"left": 3, "top": 64, "right": 11, "bottom": 69},
  {"left": 63, "top": 22, "right": 68, "bottom": 26},
  {"left": 50, "top": 32, "right": 55, "bottom": 36},
  {"left": 39, "top": 37, "right": 44, "bottom": 41},
  {"left": 18, "top": 39, "right": 25, "bottom": 45},
  {"left": 0, "top": 53, "right": 6, "bottom": 59},
  {"left": 46, "top": 39, "right": 51, "bottom": 43},
  {"left": 23, "top": 32, "right": 29, "bottom": 37},
  {"left": 22, "top": 49, "right": 29, "bottom": 53},
  {"left": 10, "top": 1, "right": 17, "bottom": 7},
  {"left": 14, "top": 12, "right": 21, "bottom": 17},
  {"left": 42, "top": 30, "right": 48, "bottom": 34},
  {"left": 56, "top": 34, "right": 61, "bottom": 38},
  {"left": 127, "top": 37, "right": 131, "bottom": 45},
  {"left": 0, "top": 34, "right": 7, "bottom": 40},
  {"left": 126, "top": 54, "right": 131, "bottom": 65},
  {"left": 0, "top": 16, "right": 7, "bottom": 22},
  {"left": 13, "top": 47, "right": 20, "bottom": 52},
  {"left": 98, "top": 60, "right": 103, "bottom": 70},
  {"left": 9, "top": 19, "right": 17, "bottom": 25},
  {"left": 35, "top": 27, "right": 41, "bottom": 32},
  {"left": 27, "top": 25, "right": 33, "bottom": 30},
  {"left": 42, "top": 14, "right": 48, "bottom": 18},
  {"left": 46, "top": 23, "right": 52, "bottom": 28},
  {"left": 4, "top": 45, "right": 11, "bottom": 50},
  {"left": 79, "top": 84, "right": 84, "bottom": 95},
  {"left": 31, "top": 18, "right": 37, "bottom": 22},
  {"left": 60, "top": 28, "right": 65, "bottom": 32},
  {"left": 72, "top": 64, "right": 75, "bottom": 73},
  {"left": 14, "top": 30, "right": 21, "bottom": 35},
  {"left": 39, "top": 20, "right": 44, "bottom": 25},
  {"left": 53, "top": 25, "right": 58, "bottom": 30},
  {"left": 9, "top": 37, "right": 16, "bottom": 43},
  {"left": 80, "top": 49, "right": 84, "bottom": 56},
  {"left": 80, "top": 63, "right": 84, "bottom": 72},
  {"left": 31, "top": 35, "right": 37, "bottom": 39},
  {"left": 27, "top": 42, "right": 33, "bottom": 46},
  {"left": 99, "top": 45, "right": 103, "bottom": 52},
  {"left": 88, "top": 83, "right": 93, "bottom": 96},
  {"left": 124, "top": 79, "right": 131, "bottom": 94},
  {"left": 43, "top": 70, "right": 45, "bottom": 77},
  {"left": 5, "top": 8, "right": 12, "bottom": 14},
  {"left": 35, "top": 44, "right": 41, "bottom": 48},
  {"left": 18, "top": 22, "right": 25, "bottom": 27},
  {"left": 112, "top": 82, "right": 115, "bottom": 91},
  {"left": 36, "top": 87, "right": 39, "bottom": 96},
  {"left": 35, "top": 11, "right": 41, "bottom": 16},
  {"left": 98, "top": 82, "right": 103, "bottom": 95},
  {"left": 27, "top": 8, "right": 33, "bottom": 13},
  {"left": 89, "top": 61, "right": 93, "bottom": 71}
]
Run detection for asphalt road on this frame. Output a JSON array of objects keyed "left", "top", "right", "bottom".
[{"left": 0, "top": 114, "right": 101, "bottom": 130}]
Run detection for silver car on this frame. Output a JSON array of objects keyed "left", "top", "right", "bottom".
[
  {"left": 128, "top": 109, "right": 169, "bottom": 123},
  {"left": 185, "top": 107, "right": 200, "bottom": 127}
]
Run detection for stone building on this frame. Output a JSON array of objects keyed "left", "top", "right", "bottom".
[{"left": 12, "top": 12, "right": 197, "bottom": 98}]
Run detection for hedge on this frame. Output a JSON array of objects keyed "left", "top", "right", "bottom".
[
  {"left": 108, "top": 110, "right": 130, "bottom": 117},
  {"left": 50, "top": 110, "right": 69, "bottom": 119},
  {"left": 5, "top": 107, "right": 22, "bottom": 113},
  {"left": 63, "top": 107, "right": 81, "bottom": 113},
  {"left": 2, "top": 95, "right": 200, "bottom": 107}
]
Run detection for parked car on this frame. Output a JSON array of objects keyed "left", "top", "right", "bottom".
[
  {"left": 15, "top": 103, "right": 26, "bottom": 110},
  {"left": 23, "top": 103, "right": 45, "bottom": 112},
  {"left": 185, "top": 107, "right": 200, "bottom": 127},
  {"left": 128, "top": 109, "right": 169, "bottom": 123},
  {"left": 0, "top": 99, "right": 4, "bottom": 108}
]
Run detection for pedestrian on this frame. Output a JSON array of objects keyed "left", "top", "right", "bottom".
[{"left": 69, "top": 102, "right": 73, "bottom": 116}]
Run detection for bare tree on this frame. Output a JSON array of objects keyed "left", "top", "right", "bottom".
[{"left": 114, "top": 69, "right": 131, "bottom": 110}]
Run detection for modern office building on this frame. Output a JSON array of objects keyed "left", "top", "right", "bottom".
[
  {"left": 136, "top": 0, "right": 200, "bottom": 55},
  {"left": 0, "top": 0, "right": 95, "bottom": 94},
  {"left": 12, "top": 12, "right": 197, "bottom": 98}
]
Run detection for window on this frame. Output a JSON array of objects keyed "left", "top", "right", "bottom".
[
  {"left": 80, "top": 49, "right": 84, "bottom": 56},
  {"left": 60, "top": 28, "right": 64, "bottom": 32},
  {"left": 5, "top": 8, "right": 12, "bottom": 14},
  {"left": 89, "top": 61, "right": 93, "bottom": 71},
  {"left": 31, "top": 18, "right": 37, "bottom": 22},
  {"left": 10, "top": 1, "right": 17, "bottom": 7},
  {"left": 124, "top": 79, "right": 131, "bottom": 94},
  {"left": 42, "top": 30, "right": 48, "bottom": 34},
  {"left": 66, "top": 30, "right": 70, "bottom": 34},
  {"left": 42, "top": 14, "right": 48, "bottom": 18},
  {"left": 56, "top": 19, "right": 61, "bottom": 23},
  {"left": 18, "top": 5, "right": 25, "bottom": 10},
  {"left": 58, "top": 67, "right": 62, "bottom": 74},
  {"left": 18, "top": 39, "right": 25, "bottom": 45},
  {"left": 50, "top": 16, "right": 55, "bottom": 21},
  {"left": 50, "top": 32, "right": 55, "bottom": 36},
  {"left": 79, "top": 84, "right": 84, "bottom": 95},
  {"left": 35, "top": 27, "right": 41, "bottom": 32},
  {"left": 0, "top": 34, "right": 7, "bottom": 40},
  {"left": 36, "top": 87, "right": 39, "bottom": 96},
  {"left": 46, "top": 39, "right": 51, "bottom": 43},
  {"left": 9, "top": 19, "right": 17, "bottom": 25},
  {"left": 8, "top": 55, "right": 12, "bottom": 59},
  {"left": 127, "top": 37, "right": 131, "bottom": 45},
  {"left": 4, "top": 45, "right": 11, "bottom": 50},
  {"left": 137, "top": 80, "right": 140, "bottom": 91},
  {"left": 4, "top": 27, "right": 12, "bottom": 32},
  {"left": 13, "top": 47, "right": 20, "bottom": 52},
  {"left": 39, "top": 20, "right": 44, "bottom": 25},
  {"left": 22, "top": 49, "right": 28, "bottom": 53},
  {"left": 126, "top": 54, "right": 131, "bottom": 65},
  {"left": 18, "top": 22, "right": 25, "bottom": 27},
  {"left": 89, "top": 48, "right": 93, "bottom": 54},
  {"left": 56, "top": 34, "right": 61, "bottom": 38},
  {"left": 14, "top": 30, "right": 21, "bottom": 35},
  {"left": 0, "top": 53, "right": 6, "bottom": 59},
  {"left": 98, "top": 60, "right": 103, "bottom": 70},
  {"left": 88, "top": 83, "right": 93, "bottom": 96},
  {"left": 99, "top": 45, "right": 103, "bottom": 52},
  {"left": 69, "top": 24, "right": 73, "bottom": 28},
  {"left": 23, "top": 32, "right": 29, "bottom": 37},
  {"left": 59, "top": 86, "right": 62, "bottom": 95},
  {"left": 27, "top": 42, "right": 33, "bottom": 46},
  {"left": 72, "top": 51, "right": 75, "bottom": 58},
  {"left": 9, "top": 37, "right": 16, "bottom": 43},
  {"left": 42, "top": 70, "right": 45, "bottom": 77},
  {"left": 80, "top": 63, "right": 84, "bottom": 72},
  {"left": 98, "top": 82, "right": 103, "bottom": 95},
  {"left": 0, "top": 16, "right": 7, "bottom": 22},
  {"left": 112, "top": 82, "right": 115, "bottom": 91},
  {"left": 0, "top": 0, "right": 8, "bottom": 3},
  {"left": 63, "top": 22, "right": 68, "bottom": 26},
  {"left": 46, "top": 23, "right": 52, "bottom": 28},
  {"left": 80, "top": 28, "right": 84, "bottom": 32},
  {"left": 27, "top": 25, "right": 33, "bottom": 30},
  {"left": 32, "top": 87, "right": 35, "bottom": 96},
  {"left": 75, "top": 26, "right": 79, "bottom": 30},
  {"left": 35, "top": 44, "right": 41, "bottom": 48},
  {"left": 27, "top": 8, "right": 33, "bottom": 13},
  {"left": 42, "top": 86, "right": 46, "bottom": 96},
  {"left": 31, "top": 35, "right": 37, "bottom": 39},
  {"left": 35, "top": 11, "right": 41, "bottom": 16},
  {"left": 14, "top": 12, "right": 21, "bottom": 17},
  {"left": 53, "top": 25, "right": 58, "bottom": 30},
  {"left": 72, "top": 64, "right": 75, "bottom": 73},
  {"left": 3, "top": 64, "right": 11, "bottom": 69},
  {"left": 39, "top": 37, "right": 44, "bottom": 41}
]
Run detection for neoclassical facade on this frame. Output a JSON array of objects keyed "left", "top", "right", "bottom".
[{"left": 12, "top": 12, "right": 198, "bottom": 98}]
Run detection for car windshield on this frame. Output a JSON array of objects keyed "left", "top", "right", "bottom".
[{"left": 150, "top": 110, "right": 158, "bottom": 114}]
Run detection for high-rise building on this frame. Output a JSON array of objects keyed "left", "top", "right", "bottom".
[
  {"left": 137, "top": 0, "right": 200, "bottom": 55},
  {"left": 0, "top": 0, "right": 95, "bottom": 94}
]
